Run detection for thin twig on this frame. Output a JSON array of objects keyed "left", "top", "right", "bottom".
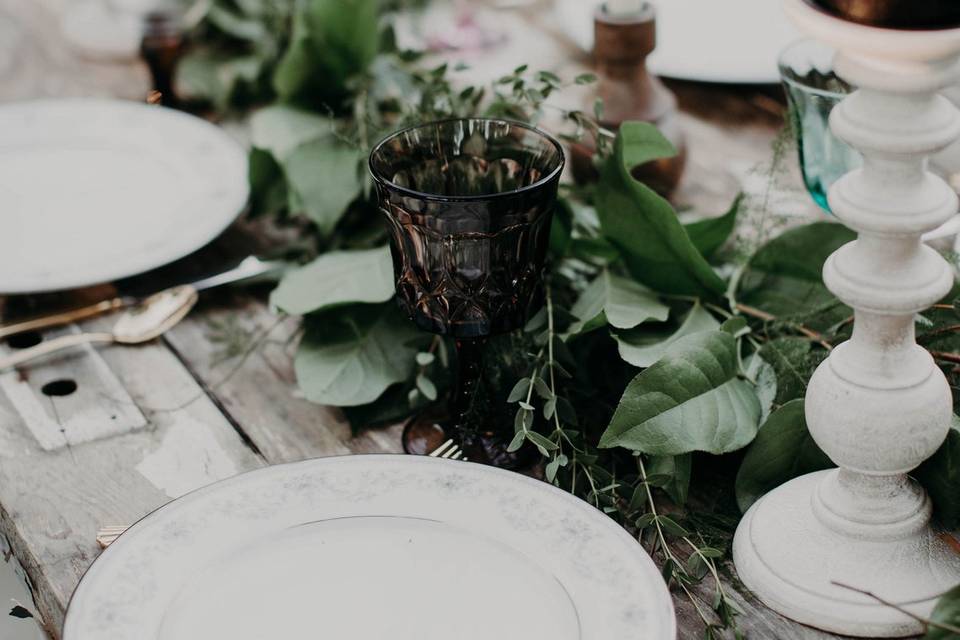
[
  {"left": 831, "top": 581, "right": 960, "bottom": 635},
  {"left": 835, "top": 315, "right": 854, "bottom": 332},
  {"left": 735, "top": 302, "right": 833, "bottom": 351},
  {"left": 931, "top": 350, "right": 960, "bottom": 365},
  {"left": 919, "top": 324, "right": 960, "bottom": 343}
]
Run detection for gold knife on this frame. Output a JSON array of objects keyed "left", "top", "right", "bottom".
[{"left": 0, "top": 256, "right": 286, "bottom": 340}]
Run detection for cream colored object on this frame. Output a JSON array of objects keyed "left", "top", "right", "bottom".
[
  {"left": 428, "top": 438, "right": 467, "bottom": 460},
  {"left": 95, "top": 526, "right": 126, "bottom": 549},
  {"left": 733, "top": 2, "right": 960, "bottom": 637}
]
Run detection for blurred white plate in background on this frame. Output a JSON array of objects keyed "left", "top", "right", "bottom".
[
  {"left": 0, "top": 99, "right": 248, "bottom": 294},
  {"left": 556, "top": 0, "right": 799, "bottom": 84},
  {"left": 64, "top": 455, "right": 676, "bottom": 640}
]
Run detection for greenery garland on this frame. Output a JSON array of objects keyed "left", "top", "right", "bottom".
[{"left": 179, "top": 0, "right": 960, "bottom": 636}]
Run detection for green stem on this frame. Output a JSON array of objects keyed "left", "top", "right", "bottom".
[
  {"left": 682, "top": 536, "right": 730, "bottom": 607},
  {"left": 638, "top": 457, "right": 683, "bottom": 570},
  {"left": 831, "top": 582, "right": 960, "bottom": 636}
]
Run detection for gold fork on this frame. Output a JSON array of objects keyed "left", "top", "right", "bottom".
[
  {"left": 428, "top": 438, "right": 467, "bottom": 461},
  {"left": 96, "top": 525, "right": 127, "bottom": 549}
]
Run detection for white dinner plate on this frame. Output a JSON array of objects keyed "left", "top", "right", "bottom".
[
  {"left": 556, "top": 0, "right": 799, "bottom": 84},
  {"left": 64, "top": 455, "right": 676, "bottom": 640},
  {"left": 0, "top": 98, "right": 248, "bottom": 294}
]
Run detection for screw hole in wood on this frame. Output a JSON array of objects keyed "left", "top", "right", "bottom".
[
  {"left": 6, "top": 331, "right": 43, "bottom": 349},
  {"left": 41, "top": 379, "right": 77, "bottom": 397}
]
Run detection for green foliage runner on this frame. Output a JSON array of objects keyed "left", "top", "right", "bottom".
[{"left": 182, "top": 1, "right": 960, "bottom": 634}]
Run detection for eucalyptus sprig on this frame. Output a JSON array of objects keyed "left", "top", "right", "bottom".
[{"left": 636, "top": 457, "right": 743, "bottom": 640}]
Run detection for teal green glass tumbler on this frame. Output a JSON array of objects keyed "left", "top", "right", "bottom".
[{"left": 779, "top": 39, "right": 861, "bottom": 212}]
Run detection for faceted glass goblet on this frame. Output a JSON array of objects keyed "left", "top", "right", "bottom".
[{"left": 369, "top": 118, "right": 564, "bottom": 466}]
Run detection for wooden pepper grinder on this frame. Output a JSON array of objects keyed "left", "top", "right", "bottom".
[
  {"left": 570, "top": 2, "right": 686, "bottom": 197},
  {"left": 140, "top": 9, "right": 184, "bottom": 108}
]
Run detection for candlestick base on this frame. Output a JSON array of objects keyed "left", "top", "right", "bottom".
[{"left": 733, "top": 470, "right": 960, "bottom": 637}]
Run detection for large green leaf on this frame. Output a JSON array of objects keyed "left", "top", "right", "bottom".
[
  {"left": 250, "top": 105, "right": 334, "bottom": 160},
  {"left": 248, "top": 147, "right": 287, "bottom": 217},
  {"left": 618, "top": 121, "right": 678, "bottom": 169},
  {"left": 914, "top": 417, "right": 960, "bottom": 529},
  {"left": 738, "top": 221, "right": 854, "bottom": 320},
  {"left": 295, "top": 304, "right": 418, "bottom": 407},
  {"left": 569, "top": 270, "right": 669, "bottom": 335},
  {"left": 248, "top": 105, "right": 360, "bottom": 233},
  {"left": 342, "top": 382, "right": 429, "bottom": 432},
  {"left": 270, "top": 246, "right": 394, "bottom": 315},
  {"left": 735, "top": 399, "right": 834, "bottom": 512},
  {"left": 284, "top": 139, "right": 363, "bottom": 234},
  {"left": 176, "top": 50, "right": 262, "bottom": 110},
  {"left": 207, "top": 4, "right": 269, "bottom": 42},
  {"left": 614, "top": 303, "right": 719, "bottom": 368},
  {"left": 596, "top": 123, "right": 726, "bottom": 298},
  {"left": 599, "top": 330, "right": 761, "bottom": 455},
  {"left": 272, "top": 9, "right": 316, "bottom": 101},
  {"left": 925, "top": 583, "right": 960, "bottom": 640},
  {"left": 684, "top": 194, "right": 742, "bottom": 259},
  {"left": 273, "top": 0, "right": 379, "bottom": 106}
]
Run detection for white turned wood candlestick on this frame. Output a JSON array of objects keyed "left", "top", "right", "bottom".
[{"left": 733, "top": 1, "right": 960, "bottom": 637}]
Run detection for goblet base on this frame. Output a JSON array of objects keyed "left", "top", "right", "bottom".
[
  {"left": 401, "top": 411, "right": 537, "bottom": 470},
  {"left": 401, "top": 411, "right": 448, "bottom": 457},
  {"left": 460, "top": 431, "right": 538, "bottom": 470},
  {"left": 733, "top": 470, "right": 960, "bottom": 638}
]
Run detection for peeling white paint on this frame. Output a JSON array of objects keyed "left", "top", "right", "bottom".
[{"left": 136, "top": 418, "right": 239, "bottom": 498}]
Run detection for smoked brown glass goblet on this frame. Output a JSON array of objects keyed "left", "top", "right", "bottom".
[{"left": 369, "top": 118, "right": 564, "bottom": 467}]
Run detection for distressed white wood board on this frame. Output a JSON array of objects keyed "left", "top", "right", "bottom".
[
  {"left": 0, "top": 325, "right": 146, "bottom": 450},
  {"left": 0, "top": 98, "right": 248, "bottom": 294},
  {"left": 0, "top": 320, "right": 263, "bottom": 637},
  {"left": 163, "top": 297, "right": 403, "bottom": 463},
  {"left": 64, "top": 455, "right": 675, "bottom": 640}
]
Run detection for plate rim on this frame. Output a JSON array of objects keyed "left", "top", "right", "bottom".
[
  {"left": 63, "top": 453, "right": 677, "bottom": 640},
  {"left": 0, "top": 97, "right": 249, "bottom": 294}
]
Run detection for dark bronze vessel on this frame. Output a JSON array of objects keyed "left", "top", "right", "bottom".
[
  {"left": 807, "top": 0, "right": 960, "bottom": 29},
  {"left": 570, "top": 2, "right": 686, "bottom": 197}
]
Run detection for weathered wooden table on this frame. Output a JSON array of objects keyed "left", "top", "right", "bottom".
[{"left": 0, "top": 1, "right": 847, "bottom": 638}]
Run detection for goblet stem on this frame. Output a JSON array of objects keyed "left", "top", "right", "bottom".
[{"left": 449, "top": 337, "right": 487, "bottom": 441}]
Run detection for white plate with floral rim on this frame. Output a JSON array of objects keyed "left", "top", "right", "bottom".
[
  {"left": 0, "top": 98, "right": 248, "bottom": 294},
  {"left": 63, "top": 455, "right": 676, "bottom": 640}
]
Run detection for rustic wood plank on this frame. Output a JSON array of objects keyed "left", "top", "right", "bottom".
[
  {"left": 163, "top": 295, "right": 403, "bottom": 463},
  {"left": 683, "top": 564, "right": 837, "bottom": 639},
  {"left": 0, "top": 317, "right": 263, "bottom": 637}
]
